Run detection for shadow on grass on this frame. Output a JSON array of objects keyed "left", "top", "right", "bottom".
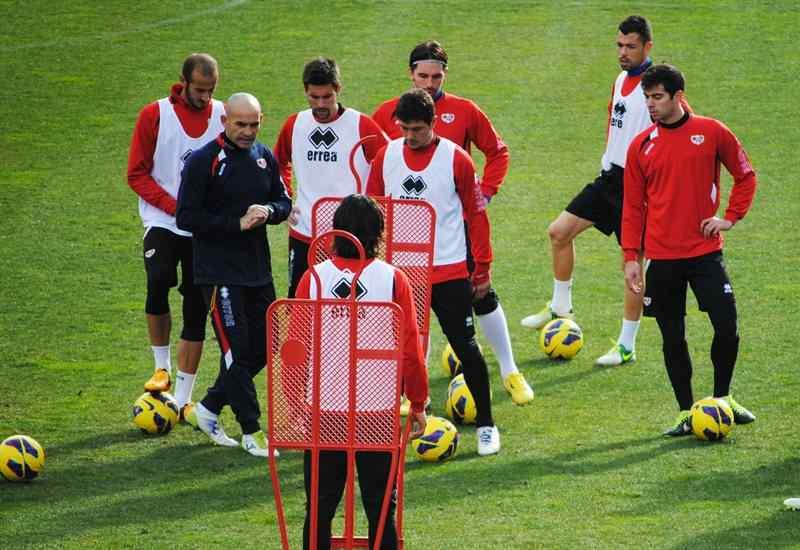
[{"left": 1, "top": 426, "right": 308, "bottom": 545}]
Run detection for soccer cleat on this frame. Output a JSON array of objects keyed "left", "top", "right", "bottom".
[
  {"left": 663, "top": 410, "right": 692, "bottom": 437},
  {"left": 502, "top": 372, "right": 534, "bottom": 405},
  {"left": 144, "top": 368, "right": 171, "bottom": 393},
  {"left": 595, "top": 343, "right": 636, "bottom": 367},
  {"left": 520, "top": 303, "right": 575, "bottom": 329},
  {"left": 722, "top": 395, "right": 756, "bottom": 425},
  {"left": 180, "top": 402, "right": 198, "bottom": 429},
  {"left": 241, "top": 433, "right": 279, "bottom": 458},
  {"left": 784, "top": 498, "right": 800, "bottom": 510},
  {"left": 194, "top": 402, "right": 239, "bottom": 447},
  {"left": 477, "top": 425, "right": 500, "bottom": 456}
]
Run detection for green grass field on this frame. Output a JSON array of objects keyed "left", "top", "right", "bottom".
[{"left": 1, "top": 1, "right": 798, "bottom": 548}]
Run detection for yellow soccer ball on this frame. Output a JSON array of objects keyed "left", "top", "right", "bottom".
[
  {"left": 0, "top": 435, "right": 45, "bottom": 482},
  {"left": 440, "top": 342, "right": 483, "bottom": 378},
  {"left": 441, "top": 343, "right": 463, "bottom": 378},
  {"left": 445, "top": 374, "right": 477, "bottom": 425},
  {"left": 411, "top": 416, "right": 459, "bottom": 463},
  {"left": 132, "top": 392, "right": 179, "bottom": 435},
  {"left": 539, "top": 318, "right": 583, "bottom": 359},
  {"left": 690, "top": 397, "right": 734, "bottom": 441}
]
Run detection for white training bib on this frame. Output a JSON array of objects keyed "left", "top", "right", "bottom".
[
  {"left": 601, "top": 71, "right": 651, "bottom": 171},
  {"left": 291, "top": 108, "right": 370, "bottom": 238},
  {"left": 308, "top": 259, "right": 397, "bottom": 412},
  {"left": 142, "top": 98, "right": 224, "bottom": 236},
  {"left": 382, "top": 138, "right": 466, "bottom": 267}
]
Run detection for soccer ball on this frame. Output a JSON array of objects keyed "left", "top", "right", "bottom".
[
  {"left": 690, "top": 397, "right": 734, "bottom": 441},
  {"left": 441, "top": 344, "right": 463, "bottom": 378},
  {"left": 411, "top": 416, "right": 459, "bottom": 462},
  {"left": 539, "top": 318, "right": 583, "bottom": 359},
  {"left": 440, "top": 342, "right": 483, "bottom": 378},
  {"left": 445, "top": 374, "right": 477, "bottom": 425},
  {"left": 132, "top": 392, "right": 179, "bottom": 435},
  {"left": 1, "top": 435, "right": 45, "bottom": 482}
]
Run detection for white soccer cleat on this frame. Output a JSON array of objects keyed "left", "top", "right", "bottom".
[
  {"left": 241, "top": 433, "right": 278, "bottom": 458},
  {"left": 521, "top": 303, "right": 574, "bottom": 329},
  {"left": 784, "top": 498, "right": 800, "bottom": 510},
  {"left": 476, "top": 425, "right": 500, "bottom": 456},
  {"left": 595, "top": 343, "right": 636, "bottom": 367},
  {"left": 194, "top": 402, "right": 239, "bottom": 447}
]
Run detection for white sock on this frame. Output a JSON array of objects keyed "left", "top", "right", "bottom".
[
  {"left": 618, "top": 319, "right": 640, "bottom": 351},
  {"left": 551, "top": 278, "right": 573, "bottom": 315},
  {"left": 152, "top": 345, "right": 172, "bottom": 373},
  {"left": 477, "top": 304, "right": 518, "bottom": 379},
  {"left": 173, "top": 371, "right": 196, "bottom": 408}
]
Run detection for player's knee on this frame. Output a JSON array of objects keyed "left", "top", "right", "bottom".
[
  {"left": 548, "top": 220, "right": 571, "bottom": 247},
  {"left": 145, "top": 281, "right": 170, "bottom": 315},
  {"left": 473, "top": 288, "right": 499, "bottom": 316},
  {"left": 178, "top": 286, "right": 207, "bottom": 341}
]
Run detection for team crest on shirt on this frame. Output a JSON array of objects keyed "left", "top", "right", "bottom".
[
  {"left": 441, "top": 112, "right": 455, "bottom": 124},
  {"left": 400, "top": 175, "right": 427, "bottom": 197},
  {"left": 256, "top": 158, "right": 267, "bottom": 169},
  {"left": 691, "top": 134, "right": 705, "bottom": 145}
]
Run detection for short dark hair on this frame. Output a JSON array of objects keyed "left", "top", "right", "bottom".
[
  {"left": 409, "top": 40, "right": 448, "bottom": 69},
  {"left": 641, "top": 64, "right": 685, "bottom": 97},
  {"left": 394, "top": 88, "right": 435, "bottom": 125},
  {"left": 618, "top": 15, "right": 652, "bottom": 44},
  {"left": 332, "top": 194, "right": 384, "bottom": 259},
  {"left": 181, "top": 53, "right": 218, "bottom": 83},
  {"left": 302, "top": 57, "right": 341, "bottom": 88}
]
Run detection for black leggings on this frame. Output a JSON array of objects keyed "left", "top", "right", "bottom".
[
  {"left": 656, "top": 304, "right": 739, "bottom": 411},
  {"left": 303, "top": 450, "right": 397, "bottom": 550}
]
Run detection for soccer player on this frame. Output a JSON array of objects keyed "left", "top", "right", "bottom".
[
  {"left": 176, "top": 93, "right": 291, "bottom": 456},
  {"left": 522, "top": 16, "right": 668, "bottom": 367},
  {"left": 296, "top": 194, "right": 428, "bottom": 550},
  {"left": 274, "top": 57, "right": 388, "bottom": 298},
  {"left": 372, "top": 41, "right": 532, "bottom": 405},
  {"left": 127, "top": 53, "right": 223, "bottom": 414},
  {"left": 367, "top": 89, "right": 500, "bottom": 456},
  {"left": 622, "top": 64, "right": 757, "bottom": 435}
]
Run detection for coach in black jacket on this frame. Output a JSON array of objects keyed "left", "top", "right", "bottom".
[{"left": 177, "top": 92, "right": 291, "bottom": 457}]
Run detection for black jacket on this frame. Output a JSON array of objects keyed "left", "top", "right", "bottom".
[{"left": 176, "top": 133, "right": 291, "bottom": 286}]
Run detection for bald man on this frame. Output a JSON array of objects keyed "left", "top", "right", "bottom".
[{"left": 177, "top": 92, "right": 292, "bottom": 457}]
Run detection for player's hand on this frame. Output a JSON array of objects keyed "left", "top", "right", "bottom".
[
  {"left": 240, "top": 205, "right": 270, "bottom": 231},
  {"left": 624, "top": 260, "right": 642, "bottom": 294},
  {"left": 700, "top": 216, "right": 733, "bottom": 238},
  {"left": 472, "top": 278, "right": 491, "bottom": 300},
  {"left": 471, "top": 264, "right": 491, "bottom": 300},
  {"left": 288, "top": 205, "right": 300, "bottom": 226},
  {"left": 409, "top": 410, "right": 427, "bottom": 440}
]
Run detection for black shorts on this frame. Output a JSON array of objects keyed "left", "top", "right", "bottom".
[
  {"left": 643, "top": 251, "right": 736, "bottom": 319},
  {"left": 565, "top": 164, "right": 624, "bottom": 242}
]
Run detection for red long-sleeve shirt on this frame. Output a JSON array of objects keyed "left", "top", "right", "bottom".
[
  {"left": 622, "top": 113, "right": 757, "bottom": 261},
  {"left": 372, "top": 92, "right": 509, "bottom": 198},
  {"left": 366, "top": 137, "right": 493, "bottom": 284},
  {"left": 295, "top": 257, "right": 429, "bottom": 413},
  {"left": 127, "top": 83, "right": 218, "bottom": 215}
]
